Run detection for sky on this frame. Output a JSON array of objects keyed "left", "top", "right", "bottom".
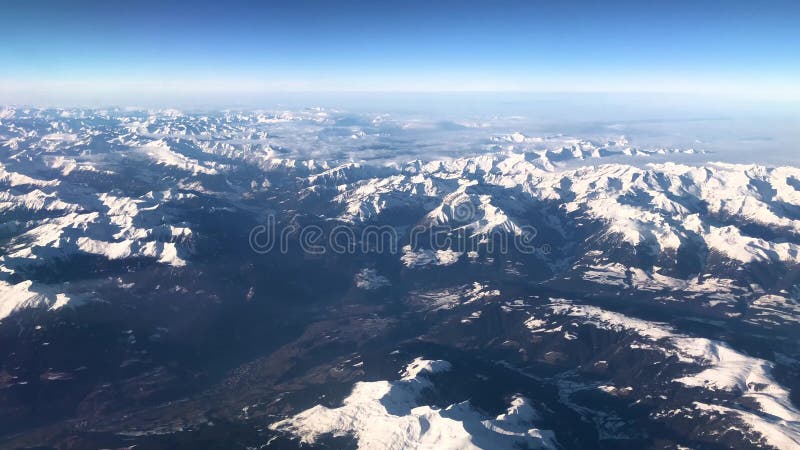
[{"left": 1, "top": 0, "right": 799, "bottom": 106}]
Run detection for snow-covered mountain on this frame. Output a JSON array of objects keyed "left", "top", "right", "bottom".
[
  {"left": 270, "top": 357, "right": 557, "bottom": 450},
  {"left": 4, "top": 108, "right": 796, "bottom": 319},
  {"left": 0, "top": 107, "right": 798, "bottom": 449}
]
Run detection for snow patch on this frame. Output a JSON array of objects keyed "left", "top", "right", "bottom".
[
  {"left": 401, "top": 246, "right": 462, "bottom": 268},
  {"left": 354, "top": 268, "right": 391, "bottom": 290}
]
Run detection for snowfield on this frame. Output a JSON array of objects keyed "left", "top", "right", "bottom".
[{"left": 270, "top": 358, "right": 558, "bottom": 450}]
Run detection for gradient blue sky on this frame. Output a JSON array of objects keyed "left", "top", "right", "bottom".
[{"left": 1, "top": 0, "right": 799, "bottom": 104}]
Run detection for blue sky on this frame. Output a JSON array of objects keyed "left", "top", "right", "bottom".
[{"left": 1, "top": 0, "right": 799, "bottom": 104}]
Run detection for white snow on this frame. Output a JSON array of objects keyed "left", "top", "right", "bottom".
[
  {"left": 0, "top": 163, "right": 59, "bottom": 187},
  {"left": 0, "top": 189, "right": 192, "bottom": 272},
  {"left": 354, "top": 268, "right": 391, "bottom": 290},
  {"left": 547, "top": 299, "right": 800, "bottom": 448},
  {"left": 0, "top": 280, "right": 78, "bottom": 320},
  {"left": 693, "top": 402, "right": 800, "bottom": 450},
  {"left": 270, "top": 357, "right": 557, "bottom": 450},
  {"left": 401, "top": 246, "right": 462, "bottom": 268},
  {"left": 409, "top": 283, "right": 499, "bottom": 312},
  {"left": 137, "top": 139, "right": 219, "bottom": 175}
]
